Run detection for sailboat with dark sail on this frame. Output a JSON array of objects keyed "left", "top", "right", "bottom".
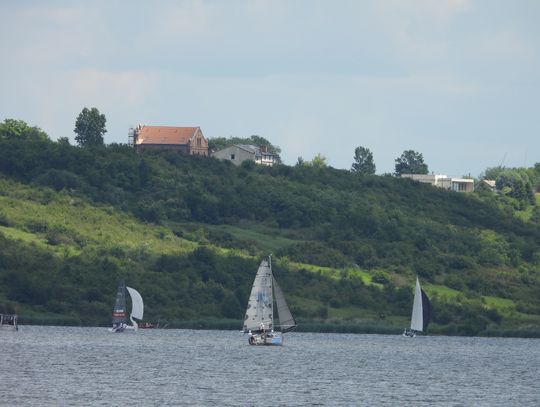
[
  {"left": 243, "top": 256, "right": 297, "bottom": 346},
  {"left": 403, "top": 277, "right": 431, "bottom": 337},
  {"left": 109, "top": 281, "right": 144, "bottom": 333}
]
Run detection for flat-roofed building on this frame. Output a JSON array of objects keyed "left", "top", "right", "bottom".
[{"left": 401, "top": 173, "right": 474, "bottom": 192}]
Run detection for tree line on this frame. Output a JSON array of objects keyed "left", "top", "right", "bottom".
[{"left": 0, "top": 114, "right": 539, "bottom": 336}]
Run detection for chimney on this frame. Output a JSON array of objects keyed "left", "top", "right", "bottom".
[{"left": 260, "top": 145, "right": 268, "bottom": 153}]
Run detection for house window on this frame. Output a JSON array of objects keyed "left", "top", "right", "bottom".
[
  {"left": 230, "top": 154, "right": 235, "bottom": 160},
  {"left": 197, "top": 138, "right": 201, "bottom": 147}
]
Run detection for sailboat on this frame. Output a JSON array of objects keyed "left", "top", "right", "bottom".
[
  {"left": 0, "top": 313, "right": 18, "bottom": 331},
  {"left": 243, "top": 256, "right": 297, "bottom": 346},
  {"left": 109, "top": 281, "right": 144, "bottom": 333},
  {"left": 403, "top": 277, "right": 431, "bottom": 337}
]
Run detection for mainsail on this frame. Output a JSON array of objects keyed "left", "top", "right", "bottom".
[
  {"left": 420, "top": 288, "right": 431, "bottom": 332},
  {"left": 243, "top": 259, "right": 274, "bottom": 332},
  {"left": 410, "top": 277, "right": 430, "bottom": 332},
  {"left": 273, "top": 277, "right": 297, "bottom": 333},
  {"left": 127, "top": 286, "right": 144, "bottom": 321},
  {"left": 112, "top": 281, "right": 128, "bottom": 325}
]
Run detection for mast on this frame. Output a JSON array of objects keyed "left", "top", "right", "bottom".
[{"left": 269, "top": 254, "right": 274, "bottom": 331}]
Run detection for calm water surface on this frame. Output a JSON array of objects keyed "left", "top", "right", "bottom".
[{"left": 1, "top": 326, "right": 539, "bottom": 406}]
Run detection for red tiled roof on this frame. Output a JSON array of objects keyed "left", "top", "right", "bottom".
[{"left": 135, "top": 126, "right": 199, "bottom": 145}]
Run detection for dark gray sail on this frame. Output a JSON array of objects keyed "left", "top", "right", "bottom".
[
  {"left": 273, "top": 277, "right": 297, "bottom": 333},
  {"left": 112, "top": 281, "right": 128, "bottom": 325},
  {"left": 421, "top": 289, "right": 431, "bottom": 332}
]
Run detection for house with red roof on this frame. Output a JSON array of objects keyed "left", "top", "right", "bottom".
[{"left": 132, "top": 125, "right": 209, "bottom": 156}]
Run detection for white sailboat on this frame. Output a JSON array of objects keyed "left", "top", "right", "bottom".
[
  {"left": 243, "top": 256, "right": 297, "bottom": 346},
  {"left": 403, "top": 277, "right": 431, "bottom": 337},
  {"left": 109, "top": 281, "right": 144, "bottom": 333}
]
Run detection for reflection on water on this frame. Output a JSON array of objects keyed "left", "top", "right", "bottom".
[{"left": 1, "top": 327, "right": 539, "bottom": 406}]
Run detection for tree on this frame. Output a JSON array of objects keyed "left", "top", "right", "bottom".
[
  {"left": 0, "top": 119, "right": 48, "bottom": 141},
  {"left": 74, "top": 107, "right": 107, "bottom": 147},
  {"left": 394, "top": 150, "right": 428, "bottom": 176},
  {"left": 351, "top": 146, "right": 376, "bottom": 174},
  {"left": 496, "top": 169, "right": 535, "bottom": 205},
  {"left": 310, "top": 153, "right": 327, "bottom": 168},
  {"left": 481, "top": 166, "right": 506, "bottom": 181}
]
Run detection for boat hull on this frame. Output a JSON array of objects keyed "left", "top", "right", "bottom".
[
  {"left": 402, "top": 329, "right": 423, "bottom": 337},
  {"left": 248, "top": 333, "right": 283, "bottom": 346},
  {"left": 0, "top": 314, "right": 18, "bottom": 331},
  {"left": 108, "top": 324, "right": 137, "bottom": 333}
]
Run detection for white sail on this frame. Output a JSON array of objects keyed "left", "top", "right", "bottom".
[
  {"left": 126, "top": 287, "right": 144, "bottom": 321},
  {"left": 410, "top": 277, "right": 424, "bottom": 332},
  {"left": 243, "top": 259, "right": 274, "bottom": 332}
]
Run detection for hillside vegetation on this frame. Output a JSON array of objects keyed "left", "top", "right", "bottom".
[{"left": 0, "top": 134, "right": 539, "bottom": 336}]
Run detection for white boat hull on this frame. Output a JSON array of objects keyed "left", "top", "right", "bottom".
[
  {"left": 248, "top": 333, "right": 283, "bottom": 346},
  {"left": 402, "top": 329, "right": 416, "bottom": 337},
  {"left": 108, "top": 324, "right": 137, "bottom": 333}
]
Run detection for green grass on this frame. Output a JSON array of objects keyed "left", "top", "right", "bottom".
[
  {"left": 183, "top": 221, "right": 300, "bottom": 253},
  {"left": 483, "top": 296, "right": 516, "bottom": 311},
  {"left": 424, "top": 284, "right": 461, "bottom": 300},
  {"left": 0, "top": 178, "right": 196, "bottom": 257},
  {"left": 287, "top": 262, "right": 377, "bottom": 285}
]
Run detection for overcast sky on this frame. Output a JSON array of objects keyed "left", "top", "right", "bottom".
[{"left": 1, "top": 0, "right": 539, "bottom": 176}]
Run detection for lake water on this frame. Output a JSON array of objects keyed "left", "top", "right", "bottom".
[{"left": 1, "top": 327, "right": 539, "bottom": 406}]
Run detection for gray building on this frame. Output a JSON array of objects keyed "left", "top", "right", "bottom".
[{"left": 211, "top": 144, "right": 277, "bottom": 166}]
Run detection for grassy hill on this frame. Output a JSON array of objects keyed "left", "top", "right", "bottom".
[{"left": 0, "top": 134, "right": 539, "bottom": 336}]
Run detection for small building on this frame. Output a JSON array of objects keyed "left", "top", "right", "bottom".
[
  {"left": 212, "top": 144, "right": 277, "bottom": 166},
  {"left": 476, "top": 179, "right": 496, "bottom": 192},
  {"left": 132, "top": 125, "right": 208, "bottom": 156},
  {"left": 401, "top": 173, "right": 474, "bottom": 192}
]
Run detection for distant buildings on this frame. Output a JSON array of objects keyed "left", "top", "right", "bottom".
[
  {"left": 131, "top": 125, "right": 208, "bottom": 156},
  {"left": 401, "top": 173, "right": 475, "bottom": 192},
  {"left": 211, "top": 144, "right": 277, "bottom": 166}
]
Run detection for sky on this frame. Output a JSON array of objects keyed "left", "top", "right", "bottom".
[{"left": 1, "top": 0, "right": 539, "bottom": 177}]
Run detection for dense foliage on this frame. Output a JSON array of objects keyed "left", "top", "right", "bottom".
[
  {"left": 480, "top": 166, "right": 538, "bottom": 209},
  {"left": 0, "top": 130, "right": 539, "bottom": 336}
]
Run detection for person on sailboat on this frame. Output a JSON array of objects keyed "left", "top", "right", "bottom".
[{"left": 248, "top": 330, "right": 253, "bottom": 344}]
